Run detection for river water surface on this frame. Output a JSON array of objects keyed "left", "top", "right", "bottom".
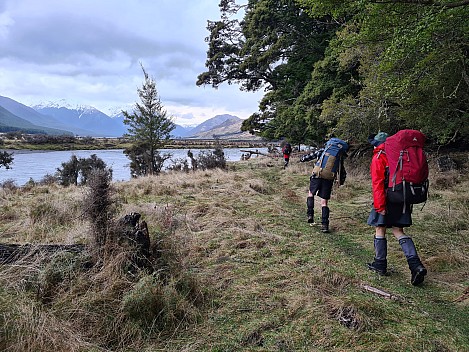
[{"left": 0, "top": 148, "right": 268, "bottom": 186}]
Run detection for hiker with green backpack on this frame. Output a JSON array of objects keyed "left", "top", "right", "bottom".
[
  {"left": 367, "top": 130, "right": 428, "bottom": 286},
  {"left": 302, "top": 137, "right": 349, "bottom": 233}
]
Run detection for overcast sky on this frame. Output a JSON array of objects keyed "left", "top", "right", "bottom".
[{"left": 0, "top": 0, "right": 263, "bottom": 126}]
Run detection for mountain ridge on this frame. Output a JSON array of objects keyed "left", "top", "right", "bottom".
[{"left": 0, "top": 95, "right": 258, "bottom": 139}]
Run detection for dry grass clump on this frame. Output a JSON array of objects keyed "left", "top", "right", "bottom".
[
  {"left": 0, "top": 169, "right": 210, "bottom": 351},
  {"left": 431, "top": 169, "right": 462, "bottom": 190},
  {"left": 0, "top": 239, "right": 206, "bottom": 351},
  {"left": 0, "top": 287, "right": 95, "bottom": 352}
]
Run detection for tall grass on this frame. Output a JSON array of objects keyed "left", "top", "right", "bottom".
[{"left": 0, "top": 152, "right": 468, "bottom": 351}]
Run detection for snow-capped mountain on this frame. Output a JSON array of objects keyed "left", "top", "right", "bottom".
[
  {"left": 33, "top": 102, "right": 127, "bottom": 137},
  {"left": 0, "top": 96, "right": 256, "bottom": 139}
]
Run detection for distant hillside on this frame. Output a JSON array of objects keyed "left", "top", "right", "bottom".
[
  {"left": 187, "top": 114, "right": 241, "bottom": 137},
  {"left": 0, "top": 96, "right": 92, "bottom": 136},
  {"left": 114, "top": 111, "right": 191, "bottom": 138},
  {"left": 189, "top": 119, "right": 261, "bottom": 140},
  {"left": 0, "top": 95, "right": 257, "bottom": 139},
  {"left": 0, "top": 105, "right": 73, "bottom": 135},
  {"left": 171, "top": 124, "right": 192, "bottom": 138}
]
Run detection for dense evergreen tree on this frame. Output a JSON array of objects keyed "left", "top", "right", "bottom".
[
  {"left": 200, "top": 0, "right": 469, "bottom": 145},
  {"left": 198, "top": 0, "right": 340, "bottom": 143},
  {"left": 123, "top": 65, "right": 175, "bottom": 176},
  {"left": 298, "top": 0, "right": 469, "bottom": 144}
]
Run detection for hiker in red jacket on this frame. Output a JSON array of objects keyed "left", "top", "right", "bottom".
[
  {"left": 282, "top": 142, "right": 292, "bottom": 168},
  {"left": 367, "top": 132, "right": 427, "bottom": 286}
]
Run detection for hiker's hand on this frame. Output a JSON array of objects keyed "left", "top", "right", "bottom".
[{"left": 378, "top": 210, "right": 386, "bottom": 215}]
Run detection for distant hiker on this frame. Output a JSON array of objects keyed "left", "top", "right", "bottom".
[
  {"left": 282, "top": 142, "right": 292, "bottom": 168},
  {"left": 366, "top": 131, "right": 428, "bottom": 286},
  {"left": 302, "top": 137, "right": 349, "bottom": 233}
]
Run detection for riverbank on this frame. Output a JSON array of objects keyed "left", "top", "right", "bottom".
[
  {"left": 0, "top": 135, "right": 271, "bottom": 151},
  {"left": 0, "top": 155, "right": 467, "bottom": 351},
  {"left": 0, "top": 147, "right": 271, "bottom": 186}
]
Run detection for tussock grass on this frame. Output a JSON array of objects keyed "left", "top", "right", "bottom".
[{"left": 0, "top": 152, "right": 468, "bottom": 351}]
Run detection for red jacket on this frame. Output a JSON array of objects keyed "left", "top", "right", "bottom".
[{"left": 370, "top": 144, "right": 388, "bottom": 213}]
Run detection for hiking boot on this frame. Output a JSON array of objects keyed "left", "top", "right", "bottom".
[
  {"left": 411, "top": 265, "right": 427, "bottom": 286},
  {"left": 367, "top": 261, "right": 388, "bottom": 276},
  {"left": 307, "top": 216, "right": 314, "bottom": 224},
  {"left": 321, "top": 223, "right": 329, "bottom": 233}
]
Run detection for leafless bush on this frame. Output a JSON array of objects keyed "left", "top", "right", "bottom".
[
  {"left": 82, "top": 168, "right": 116, "bottom": 251},
  {"left": 194, "top": 144, "right": 226, "bottom": 171},
  {"left": 1, "top": 179, "right": 17, "bottom": 191},
  {"left": 167, "top": 157, "right": 190, "bottom": 172}
]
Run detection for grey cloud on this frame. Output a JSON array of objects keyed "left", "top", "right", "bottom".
[{"left": 1, "top": 14, "right": 200, "bottom": 77}]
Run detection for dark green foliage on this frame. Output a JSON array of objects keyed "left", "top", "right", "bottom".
[
  {"left": 23, "top": 134, "right": 77, "bottom": 145},
  {"left": 199, "top": 0, "right": 339, "bottom": 143},
  {"left": 193, "top": 143, "right": 227, "bottom": 170},
  {"left": 79, "top": 154, "right": 109, "bottom": 185},
  {"left": 124, "top": 143, "right": 172, "bottom": 178},
  {"left": 56, "top": 154, "right": 112, "bottom": 186},
  {"left": 203, "top": 0, "right": 469, "bottom": 146},
  {"left": 57, "top": 155, "right": 80, "bottom": 186},
  {"left": 123, "top": 65, "right": 175, "bottom": 176},
  {"left": 0, "top": 150, "right": 13, "bottom": 169}
]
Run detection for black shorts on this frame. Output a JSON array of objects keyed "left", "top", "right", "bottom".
[
  {"left": 367, "top": 202, "right": 413, "bottom": 228},
  {"left": 309, "top": 176, "right": 333, "bottom": 199}
]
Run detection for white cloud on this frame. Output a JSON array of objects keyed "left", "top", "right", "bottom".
[{"left": 0, "top": 0, "right": 263, "bottom": 126}]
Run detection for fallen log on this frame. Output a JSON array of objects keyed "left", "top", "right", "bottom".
[
  {"left": 240, "top": 150, "right": 276, "bottom": 158},
  {"left": 0, "top": 243, "right": 87, "bottom": 264}
]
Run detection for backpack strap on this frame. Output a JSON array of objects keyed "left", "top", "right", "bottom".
[
  {"left": 391, "top": 150, "right": 405, "bottom": 190},
  {"left": 317, "top": 144, "right": 331, "bottom": 169}
]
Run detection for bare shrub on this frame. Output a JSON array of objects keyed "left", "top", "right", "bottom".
[
  {"left": 167, "top": 157, "right": 190, "bottom": 172},
  {"left": 1, "top": 179, "right": 17, "bottom": 191},
  {"left": 194, "top": 143, "right": 226, "bottom": 171},
  {"left": 39, "top": 173, "right": 58, "bottom": 185},
  {"left": 82, "top": 168, "right": 116, "bottom": 251}
]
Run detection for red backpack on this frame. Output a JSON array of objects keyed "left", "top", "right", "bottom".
[{"left": 384, "top": 130, "right": 429, "bottom": 206}]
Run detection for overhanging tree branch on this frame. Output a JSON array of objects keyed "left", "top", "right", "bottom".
[{"left": 371, "top": 0, "right": 469, "bottom": 8}]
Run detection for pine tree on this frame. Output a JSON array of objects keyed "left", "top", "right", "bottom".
[{"left": 123, "top": 64, "right": 175, "bottom": 176}]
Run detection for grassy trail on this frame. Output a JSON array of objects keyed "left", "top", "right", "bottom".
[{"left": 150, "top": 158, "right": 468, "bottom": 351}]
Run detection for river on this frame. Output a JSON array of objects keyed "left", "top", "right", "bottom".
[{"left": 0, "top": 148, "right": 268, "bottom": 186}]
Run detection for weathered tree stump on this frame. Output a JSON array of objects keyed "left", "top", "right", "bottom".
[{"left": 0, "top": 213, "right": 151, "bottom": 266}]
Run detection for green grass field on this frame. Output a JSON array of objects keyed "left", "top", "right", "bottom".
[{"left": 0, "top": 153, "right": 467, "bottom": 351}]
